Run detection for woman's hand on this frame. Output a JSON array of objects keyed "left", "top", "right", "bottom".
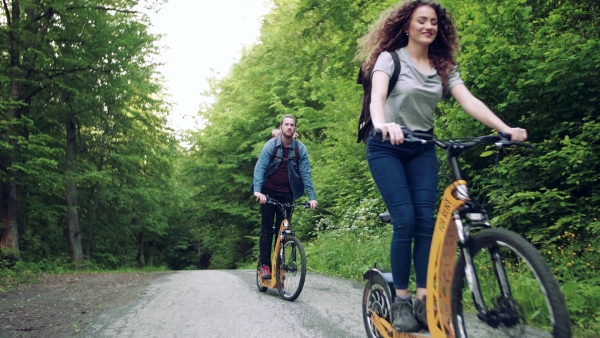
[
  {"left": 272, "top": 129, "right": 298, "bottom": 138},
  {"left": 502, "top": 127, "right": 528, "bottom": 142},
  {"left": 374, "top": 122, "right": 405, "bottom": 145}
]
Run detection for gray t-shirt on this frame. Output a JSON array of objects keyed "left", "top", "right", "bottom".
[{"left": 372, "top": 47, "right": 463, "bottom": 131}]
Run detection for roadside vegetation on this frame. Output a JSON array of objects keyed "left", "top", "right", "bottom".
[
  {"left": 304, "top": 200, "right": 600, "bottom": 337},
  {"left": 0, "top": 259, "right": 167, "bottom": 292}
]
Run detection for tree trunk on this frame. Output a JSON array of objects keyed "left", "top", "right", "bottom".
[
  {"left": 0, "top": 181, "right": 19, "bottom": 252},
  {"left": 87, "top": 182, "right": 101, "bottom": 260},
  {"left": 66, "top": 115, "right": 83, "bottom": 263},
  {"left": 137, "top": 231, "right": 145, "bottom": 268},
  {"left": 0, "top": 0, "right": 22, "bottom": 253},
  {"left": 17, "top": 186, "right": 29, "bottom": 237},
  {"left": 87, "top": 108, "right": 110, "bottom": 259}
]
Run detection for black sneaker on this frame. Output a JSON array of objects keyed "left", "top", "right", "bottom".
[
  {"left": 391, "top": 296, "right": 419, "bottom": 332},
  {"left": 413, "top": 297, "right": 428, "bottom": 330}
]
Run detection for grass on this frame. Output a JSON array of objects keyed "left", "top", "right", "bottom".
[
  {"left": 305, "top": 225, "right": 392, "bottom": 281},
  {"left": 0, "top": 258, "right": 169, "bottom": 292}
]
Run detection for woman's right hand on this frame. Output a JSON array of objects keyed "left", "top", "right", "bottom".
[{"left": 374, "top": 122, "right": 405, "bottom": 145}]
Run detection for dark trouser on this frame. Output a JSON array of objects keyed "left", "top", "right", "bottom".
[
  {"left": 259, "top": 186, "right": 293, "bottom": 266},
  {"left": 367, "top": 131, "right": 438, "bottom": 289}
]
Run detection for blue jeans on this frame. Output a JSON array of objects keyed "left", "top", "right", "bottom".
[{"left": 367, "top": 131, "right": 438, "bottom": 289}]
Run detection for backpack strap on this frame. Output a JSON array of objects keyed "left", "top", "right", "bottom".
[
  {"left": 355, "top": 51, "right": 401, "bottom": 143},
  {"left": 356, "top": 50, "right": 401, "bottom": 91},
  {"left": 271, "top": 138, "right": 300, "bottom": 162},
  {"left": 270, "top": 138, "right": 279, "bottom": 162},
  {"left": 388, "top": 51, "right": 401, "bottom": 96}
]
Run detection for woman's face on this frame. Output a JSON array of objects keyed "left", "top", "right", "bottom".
[{"left": 406, "top": 5, "right": 438, "bottom": 46}]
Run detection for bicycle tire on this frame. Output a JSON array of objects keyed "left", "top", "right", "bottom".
[
  {"left": 256, "top": 262, "right": 267, "bottom": 293},
  {"left": 362, "top": 273, "right": 393, "bottom": 338},
  {"left": 276, "top": 236, "right": 306, "bottom": 301},
  {"left": 452, "top": 228, "right": 571, "bottom": 338}
]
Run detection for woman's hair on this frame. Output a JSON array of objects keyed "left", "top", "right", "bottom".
[{"left": 355, "top": 0, "right": 459, "bottom": 89}]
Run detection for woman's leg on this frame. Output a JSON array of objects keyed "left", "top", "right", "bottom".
[
  {"left": 367, "top": 137, "right": 414, "bottom": 293},
  {"left": 368, "top": 134, "right": 423, "bottom": 332},
  {"left": 405, "top": 144, "right": 438, "bottom": 299}
]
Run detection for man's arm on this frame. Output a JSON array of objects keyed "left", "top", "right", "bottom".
[
  {"left": 253, "top": 140, "right": 274, "bottom": 204},
  {"left": 298, "top": 144, "right": 317, "bottom": 209}
]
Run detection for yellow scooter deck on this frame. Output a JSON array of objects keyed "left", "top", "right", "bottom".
[{"left": 371, "top": 312, "right": 432, "bottom": 338}]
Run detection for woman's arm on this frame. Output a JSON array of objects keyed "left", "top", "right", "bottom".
[
  {"left": 371, "top": 71, "right": 405, "bottom": 144},
  {"left": 451, "top": 84, "right": 527, "bottom": 141}
]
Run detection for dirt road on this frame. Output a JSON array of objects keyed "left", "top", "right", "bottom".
[{"left": 80, "top": 270, "right": 366, "bottom": 338}]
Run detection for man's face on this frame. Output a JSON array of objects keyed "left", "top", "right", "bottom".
[{"left": 280, "top": 117, "right": 297, "bottom": 139}]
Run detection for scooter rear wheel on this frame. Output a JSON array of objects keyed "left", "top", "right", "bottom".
[{"left": 362, "top": 273, "right": 393, "bottom": 338}]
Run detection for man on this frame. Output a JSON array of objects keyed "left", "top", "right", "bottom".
[{"left": 253, "top": 115, "right": 317, "bottom": 279}]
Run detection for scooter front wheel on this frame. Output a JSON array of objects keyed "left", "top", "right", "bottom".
[{"left": 276, "top": 236, "right": 306, "bottom": 301}]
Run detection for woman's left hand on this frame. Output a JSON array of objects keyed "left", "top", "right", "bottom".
[{"left": 503, "top": 127, "right": 528, "bottom": 142}]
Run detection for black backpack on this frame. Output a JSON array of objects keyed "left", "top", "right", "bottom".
[
  {"left": 356, "top": 51, "right": 401, "bottom": 143},
  {"left": 271, "top": 139, "right": 300, "bottom": 162}
]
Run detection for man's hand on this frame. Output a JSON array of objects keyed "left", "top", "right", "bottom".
[
  {"left": 272, "top": 129, "right": 298, "bottom": 138},
  {"left": 308, "top": 200, "right": 318, "bottom": 210},
  {"left": 254, "top": 192, "right": 267, "bottom": 204}
]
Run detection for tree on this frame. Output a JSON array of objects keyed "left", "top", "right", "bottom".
[{"left": 1, "top": 0, "right": 177, "bottom": 265}]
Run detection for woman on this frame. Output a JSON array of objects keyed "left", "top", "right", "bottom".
[{"left": 356, "top": 0, "right": 527, "bottom": 332}]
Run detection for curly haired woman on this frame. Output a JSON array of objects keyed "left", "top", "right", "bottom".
[{"left": 356, "top": 0, "right": 527, "bottom": 332}]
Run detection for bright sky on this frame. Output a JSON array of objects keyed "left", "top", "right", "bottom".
[{"left": 147, "top": 0, "right": 272, "bottom": 131}]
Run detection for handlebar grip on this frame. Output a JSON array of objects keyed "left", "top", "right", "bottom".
[
  {"left": 373, "top": 127, "right": 431, "bottom": 143},
  {"left": 496, "top": 132, "right": 535, "bottom": 148},
  {"left": 498, "top": 131, "right": 510, "bottom": 139}
]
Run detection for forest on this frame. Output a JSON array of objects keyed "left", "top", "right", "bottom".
[{"left": 1, "top": 0, "right": 598, "bottom": 335}]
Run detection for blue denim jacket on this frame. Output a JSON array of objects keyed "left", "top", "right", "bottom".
[{"left": 253, "top": 137, "right": 317, "bottom": 201}]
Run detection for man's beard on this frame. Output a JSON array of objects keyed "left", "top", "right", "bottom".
[{"left": 282, "top": 130, "right": 294, "bottom": 139}]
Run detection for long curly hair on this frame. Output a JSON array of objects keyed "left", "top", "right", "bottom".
[{"left": 355, "top": 0, "right": 459, "bottom": 89}]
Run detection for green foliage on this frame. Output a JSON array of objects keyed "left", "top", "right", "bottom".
[
  {"left": 0, "top": 258, "right": 70, "bottom": 291},
  {"left": 561, "top": 281, "right": 600, "bottom": 336},
  {"left": 540, "top": 230, "right": 600, "bottom": 335},
  {"left": 478, "top": 118, "right": 600, "bottom": 246},
  {"left": 305, "top": 198, "right": 391, "bottom": 280}
]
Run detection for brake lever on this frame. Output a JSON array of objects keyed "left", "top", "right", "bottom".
[
  {"left": 374, "top": 127, "right": 427, "bottom": 144},
  {"left": 401, "top": 127, "right": 428, "bottom": 144}
]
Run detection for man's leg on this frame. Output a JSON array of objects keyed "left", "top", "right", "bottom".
[{"left": 259, "top": 197, "right": 277, "bottom": 279}]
